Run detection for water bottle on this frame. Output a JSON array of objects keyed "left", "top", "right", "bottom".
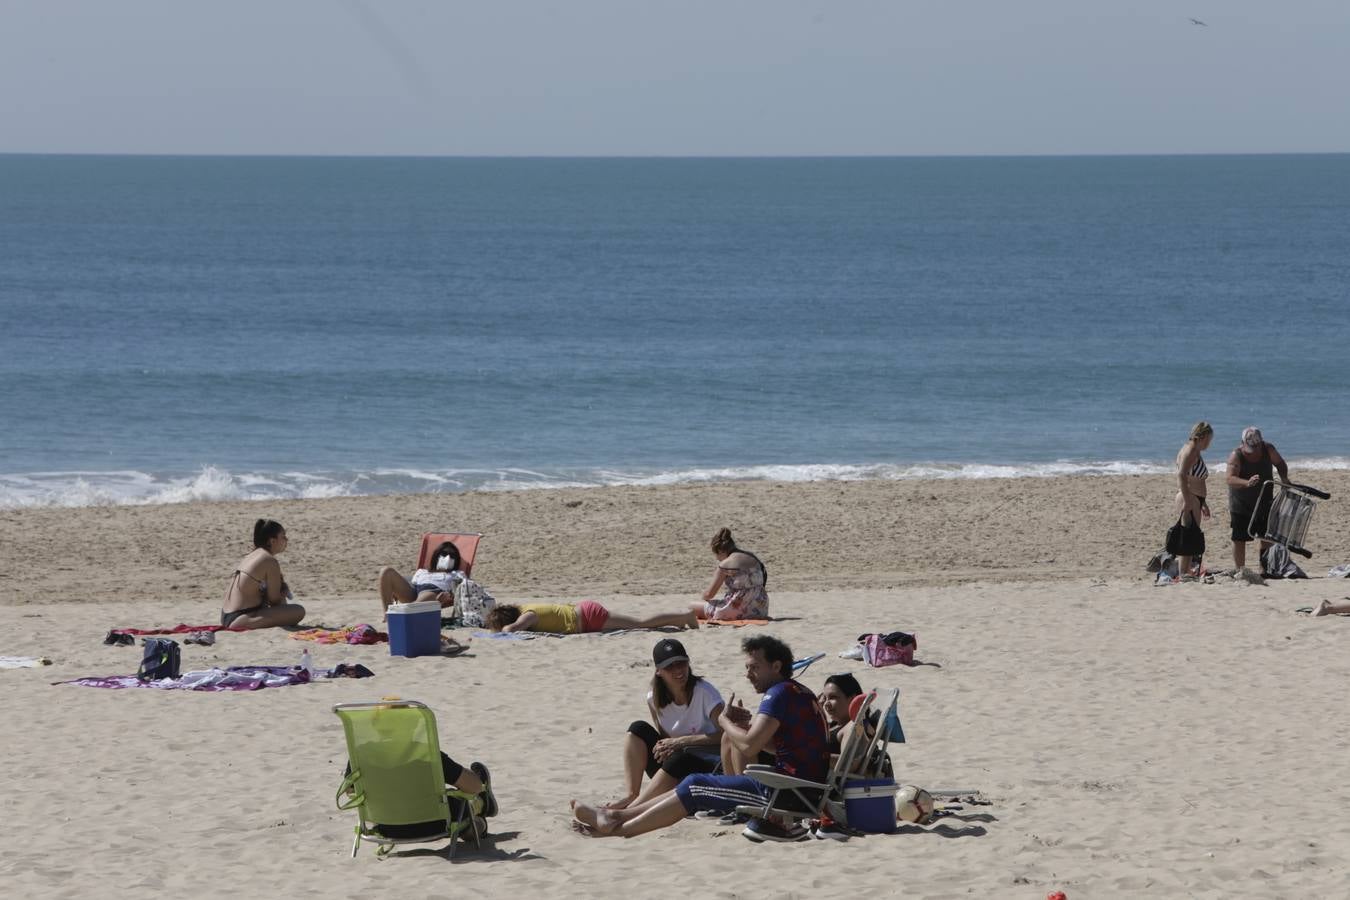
[{"left": 300, "top": 648, "right": 313, "bottom": 678}]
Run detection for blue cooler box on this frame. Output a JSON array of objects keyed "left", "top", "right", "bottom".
[
  {"left": 387, "top": 599, "right": 442, "bottom": 657},
  {"left": 843, "top": 778, "right": 898, "bottom": 834}
]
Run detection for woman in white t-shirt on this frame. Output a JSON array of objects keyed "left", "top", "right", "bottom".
[{"left": 610, "top": 638, "right": 725, "bottom": 810}]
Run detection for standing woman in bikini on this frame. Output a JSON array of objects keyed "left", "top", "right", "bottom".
[
  {"left": 221, "top": 519, "right": 306, "bottom": 629},
  {"left": 1174, "top": 421, "right": 1213, "bottom": 580}
]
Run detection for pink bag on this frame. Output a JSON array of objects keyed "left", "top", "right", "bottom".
[{"left": 861, "top": 632, "right": 916, "bottom": 668}]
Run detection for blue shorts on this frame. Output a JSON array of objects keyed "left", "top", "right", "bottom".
[{"left": 674, "top": 773, "right": 770, "bottom": 815}]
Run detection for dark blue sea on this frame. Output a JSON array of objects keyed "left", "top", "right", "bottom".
[{"left": 1, "top": 154, "right": 1347, "bottom": 508}]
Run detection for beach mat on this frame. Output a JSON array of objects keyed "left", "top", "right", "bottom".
[
  {"left": 107, "top": 624, "right": 243, "bottom": 636},
  {"left": 702, "top": 618, "right": 773, "bottom": 628},
  {"left": 289, "top": 625, "right": 387, "bottom": 645}
]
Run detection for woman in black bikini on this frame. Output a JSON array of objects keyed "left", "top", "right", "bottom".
[
  {"left": 1173, "top": 421, "right": 1213, "bottom": 580},
  {"left": 221, "top": 519, "right": 306, "bottom": 629}
]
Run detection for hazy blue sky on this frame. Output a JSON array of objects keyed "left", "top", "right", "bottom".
[{"left": 2, "top": 0, "right": 1347, "bottom": 156}]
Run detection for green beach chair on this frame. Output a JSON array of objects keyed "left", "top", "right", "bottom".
[{"left": 334, "top": 700, "right": 483, "bottom": 858}]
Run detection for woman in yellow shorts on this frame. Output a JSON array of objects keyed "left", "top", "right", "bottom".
[{"left": 485, "top": 601, "right": 698, "bottom": 634}]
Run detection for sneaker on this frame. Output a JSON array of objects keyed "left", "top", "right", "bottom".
[
  {"left": 742, "top": 818, "right": 808, "bottom": 843},
  {"left": 470, "top": 762, "right": 498, "bottom": 818},
  {"left": 693, "top": 809, "right": 723, "bottom": 820},
  {"left": 461, "top": 815, "right": 488, "bottom": 840},
  {"left": 719, "top": 811, "right": 751, "bottom": 826},
  {"left": 811, "top": 822, "right": 854, "bottom": 841}
]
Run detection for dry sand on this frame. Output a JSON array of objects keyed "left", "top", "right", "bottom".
[{"left": 4, "top": 472, "right": 1350, "bottom": 898}]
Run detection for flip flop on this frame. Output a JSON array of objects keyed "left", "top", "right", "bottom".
[{"left": 1295, "top": 607, "right": 1315, "bottom": 615}]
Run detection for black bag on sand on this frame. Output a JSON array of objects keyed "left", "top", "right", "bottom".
[
  {"left": 1165, "top": 518, "right": 1205, "bottom": 557},
  {"left": 137, "top": 638, "right": 181, "bottom": 682}
]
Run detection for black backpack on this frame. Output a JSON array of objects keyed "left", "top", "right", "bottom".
[{"left": 137, "top": 638, "right": 181, "bottom": 681}]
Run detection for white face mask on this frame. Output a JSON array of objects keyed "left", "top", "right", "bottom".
[{"left": 435, "top": 554, "right": 454, "bottom": 572}]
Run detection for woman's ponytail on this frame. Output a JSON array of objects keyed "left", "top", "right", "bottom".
[{"left": 253, "top": 518, "right": 284, "bottom": 549}]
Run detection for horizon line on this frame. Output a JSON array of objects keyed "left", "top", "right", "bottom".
[{"left": 3, "top": 150, "right": 1349, "bottom": 161}]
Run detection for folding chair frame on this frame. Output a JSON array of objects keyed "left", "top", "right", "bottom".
[{"left": 334, "top": 700, "right": 483, "bottom": 859}]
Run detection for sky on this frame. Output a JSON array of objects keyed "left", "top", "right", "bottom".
[{"left": 1, "top": 0, "right": 1348, "bottom": 156}]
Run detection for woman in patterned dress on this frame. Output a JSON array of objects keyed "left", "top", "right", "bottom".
[{"left": 692, "top": 527, "right": 769, "bottom": 621}]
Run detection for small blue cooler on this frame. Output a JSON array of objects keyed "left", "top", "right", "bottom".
[
  {"left": 843, "top": 778, "right": 898, "bottom": 834},
  {"left": 387, "top": 599, "right": 442, "bottom": 657}
]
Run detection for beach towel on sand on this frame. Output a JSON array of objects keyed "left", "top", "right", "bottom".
[
  {"left": 61, "top": 666, "right": 312, "bottom": 691},
  {"left": 289, "top": 625, "right": 387, "bottom": 645},
  {"left": 58, "top": 664, "right": 374, "bottom": 691},
  {"left": 105, "top": 624, "right": 243, "bottom": 644}
]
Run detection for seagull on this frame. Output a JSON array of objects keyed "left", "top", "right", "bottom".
[{"left": 1189, "top": 17, "right": 1207, "bottom": 26}]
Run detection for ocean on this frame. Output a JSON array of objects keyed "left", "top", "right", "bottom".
[{"left": 1, "top": 154, "right": 1347, "bottom": 508}]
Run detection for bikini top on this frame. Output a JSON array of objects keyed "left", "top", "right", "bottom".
[{"left": 233, "top": 568, "right": 268, "bottom": 596}]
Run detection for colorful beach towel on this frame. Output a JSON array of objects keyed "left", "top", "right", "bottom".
[
  {"left": 58, "top": 664, "right": 375, "bottom": 691},
  {"left": 289, "top": 625, "right": 387, "bottom": 645},
  {"left": 61, "top": 666, "right": 310, "bottom": 691},
  {"left": 105, "top": 624, "right": 243, "bottom": 645}
]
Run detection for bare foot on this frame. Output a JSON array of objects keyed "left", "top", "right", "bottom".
[
  {"left": 570, "top": 818, "right": 619, "bottom": 837},
  {"left": 1312, "top": 600, "right": 1333, "bottom": 617},
  {"left": 602, "top": 794, "right": 636, "bottom": 811},
  {"left": 570, "top": 801, "right": 619, "bottom": 836},
  {"left": 685, "top": 612, "right": 700, "bottom": 630},
  {"left": 570, "top": 799, "right": 599, "bottom": 828}
]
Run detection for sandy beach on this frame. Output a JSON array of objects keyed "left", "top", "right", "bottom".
[{"left": 4, "top": 472, "right": 1350, "bottom": 898}]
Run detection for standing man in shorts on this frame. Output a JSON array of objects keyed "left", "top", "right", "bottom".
[
  {"left": 1226, "top": 426, "right": 1290, "bottom": 571},
  {"left": 570, "top": 634, "right": 829, "bottom": 843}
]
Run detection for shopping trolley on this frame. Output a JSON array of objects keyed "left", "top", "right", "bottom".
[{"left": 1249, "top": 481, "right": 1331, "bottom": 558}]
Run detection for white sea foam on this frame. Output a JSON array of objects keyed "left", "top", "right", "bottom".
[
  {"left": 2, "top": 458, "right": 1345, "bottom": 510},
  {"left": 590, "top": 460, "right": 1179, "bottom": 486},
  {"left": 0, "top": 466, "right": 355, "bottom": 509},
  {"left": 1289, "top": 457, "right": 1350, "bottom": 472}
]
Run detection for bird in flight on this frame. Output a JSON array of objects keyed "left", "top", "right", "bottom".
[{"left": 1189, "top": 17, "right": 1207, "bottom": 26}]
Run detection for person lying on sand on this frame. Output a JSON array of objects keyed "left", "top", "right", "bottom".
[
  {"left": 221, "top": 519, "right": 306, "bottom": 629},
  {"left": 1311, "top": 599, "right": 1350, "bottom": 617},
  {"left": 570, "top": 635, "right": 828, "bottom": 843},
  {"left": 485, "top": 602, "right": 698, "bottom": 634}
]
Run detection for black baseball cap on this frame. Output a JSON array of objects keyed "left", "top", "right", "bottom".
[{"left": 653, "top": 639, "right": 689, "bottom": 669}]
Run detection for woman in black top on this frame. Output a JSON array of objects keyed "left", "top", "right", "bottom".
[{"left": 1225, "top": 427, "right": 1290, "bottom": 570}]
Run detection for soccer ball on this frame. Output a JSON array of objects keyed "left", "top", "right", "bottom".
[{"left": 895, "top": 785, "right": 935, "bottom": 824}]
